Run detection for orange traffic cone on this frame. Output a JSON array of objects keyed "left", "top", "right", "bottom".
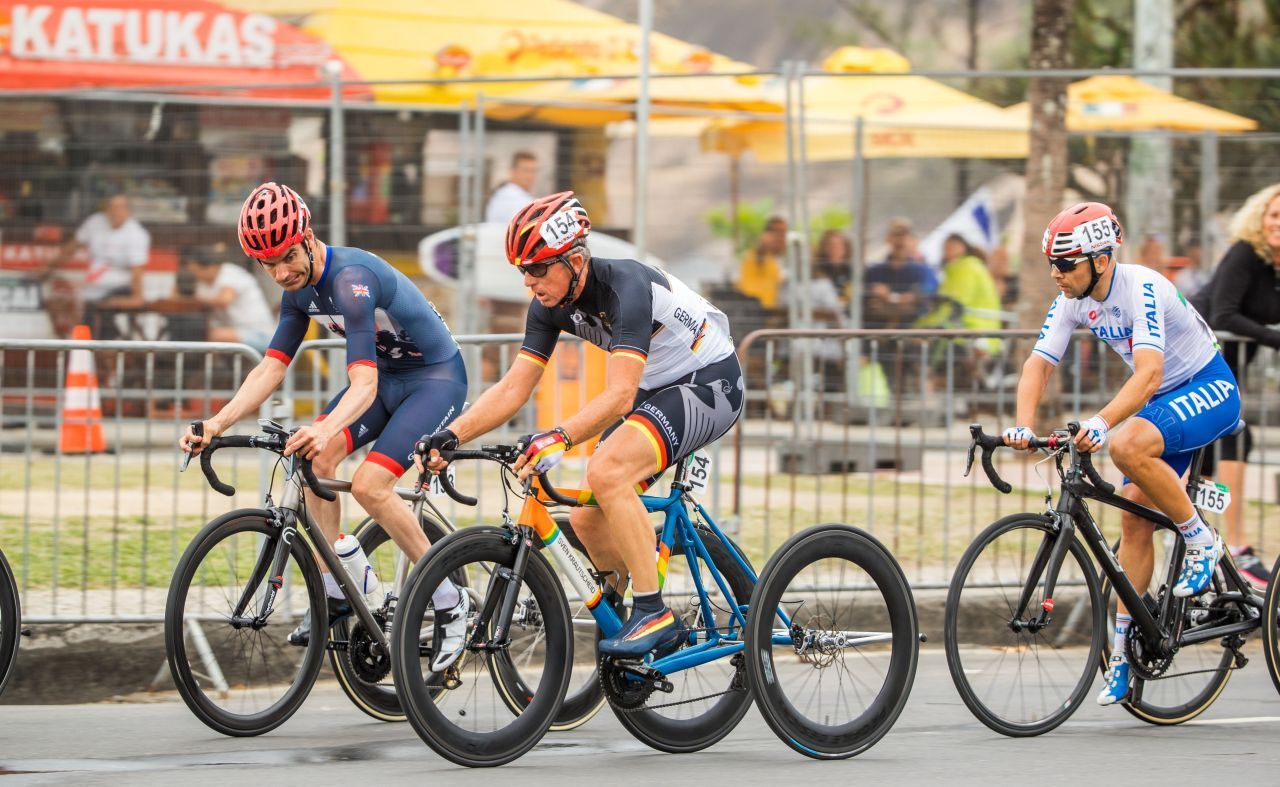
[{"left": 60, "top": 324, "right": 107, "bottom": 454}]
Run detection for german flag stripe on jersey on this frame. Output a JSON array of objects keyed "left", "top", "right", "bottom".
[
  {"left": 623, "top": 413, "right": 670, "bottom": 473},
  {"left": 611, "top": 348, "right": 648, "bottom": 365},
  {"left": 689, "top": 319, "right": 708, "bottom": 353},
  {"left": 517, "top": 349, "right": 548, "bottom": 369}
]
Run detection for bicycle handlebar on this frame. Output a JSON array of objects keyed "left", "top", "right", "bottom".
[
  {"left": 966, "top": 422, "right": 1115, "bottom": 496},
  {"left": 426, "top": 444, "right": 584, "bottom": 509},
  {"left": 198, "top": 430, "right": 337, "bottom": 502}
]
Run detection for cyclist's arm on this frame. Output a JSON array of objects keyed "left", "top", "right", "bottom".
[
  {"left": 557, "top": 351, "right": 645, "bottom": 445},
  {"left": 1014, "top": 354, "right": 1055, "bottom": 428},
  {"left": 446, "top": 356, "right": 544, "bottom": 443},
  {"left": 313, "top": 364, "right": 378, "bottom": 438},
  {"left": 200, "top": 356, "right": 288, "bottom": 441},
  {"left": 1096, "top": 347, "right": 1163, "bottom": 427}
]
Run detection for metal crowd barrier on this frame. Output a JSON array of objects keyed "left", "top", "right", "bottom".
[{"left": 1, "top": 330, "right": 1275, "bottom": 622}]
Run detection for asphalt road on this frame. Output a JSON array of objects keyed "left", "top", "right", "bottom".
[{"left": 1, "top": 646, "right": 1278, "bottom": 786}]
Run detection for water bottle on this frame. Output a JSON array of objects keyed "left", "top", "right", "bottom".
[{"left": 334, "top": 533, "right": 381, "bottom": 606}]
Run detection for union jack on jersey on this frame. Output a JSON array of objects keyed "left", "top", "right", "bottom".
[{"left": 351, "top": 284, "right": 370, "bottom": 298}]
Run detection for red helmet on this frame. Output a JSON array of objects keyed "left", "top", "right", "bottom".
[
  {"left": 238, "top": 182, "right": 311, "bottom": 260},
  {"left": 505, "top": 191, "right": 591, "bottom": 266},
  {"left": 1042, "top": 202, "right": 1124, "bottom": 258}
]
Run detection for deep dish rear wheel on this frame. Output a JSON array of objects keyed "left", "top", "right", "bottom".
[{"left": 0, "top": 549, "right": 20, "bottom": 697}]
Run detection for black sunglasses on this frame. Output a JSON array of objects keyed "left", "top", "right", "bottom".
[
  {"left": 1047, "top": 254, "right": 1091, "bottom": 273},
  {"left": 518, "top": 255, "right": 567, "bottom": 278}
]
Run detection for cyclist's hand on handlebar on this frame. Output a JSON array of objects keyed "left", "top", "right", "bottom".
[
  {"left": 413, "top": 428, "right": 459, "bottom": 475},
  {"left": 284, "top": 423, "right": 332, "bottom": 461},
  {"left": 179, "top": 420, "right": 219, "bottom": 457},
  {"left": 515, "top": 429, "right": 570, "bottom": 482},
  {"left": 1073, "top": 414, "right": 1109, "bottom": 454},
  {"left": 1002, "top": 426, "right": 1036, "bottom": 452}
]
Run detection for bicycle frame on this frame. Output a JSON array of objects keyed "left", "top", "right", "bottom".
[
  {"left": 1021, "top": 442, "right": 1261, "bottom": 655},
  {"left": 515, "top": 470, "right": 794, "bottom": 675}
]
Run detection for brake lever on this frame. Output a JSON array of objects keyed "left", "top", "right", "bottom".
[
  {"left": 180, "top": 420, "right": 202, "bottom": 472},
  {"left": 964, "top": 438, "right": 978, "bottom": 478}
]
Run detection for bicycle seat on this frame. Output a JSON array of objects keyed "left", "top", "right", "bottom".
[{"left": 1227, "top": 419, "right": 1246, "bottom": 437}]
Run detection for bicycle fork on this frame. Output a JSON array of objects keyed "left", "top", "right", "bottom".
[{"left": 1012, "top": 514, "right": 1078, "bottom": 633}]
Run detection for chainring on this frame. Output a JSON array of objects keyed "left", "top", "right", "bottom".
[
  {"left": 598, "top": 656, "right": 656, "bottom": 710},
  {"left": 346, "top": 616, "right": 392, "bottom": 685}
]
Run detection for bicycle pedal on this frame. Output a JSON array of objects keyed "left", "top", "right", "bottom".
[
  {"left": 442, "top": 666, "right": 462, "bottom": 690},
  {"left": 20, "top": 627, "right": 32, "bottom": 637}
]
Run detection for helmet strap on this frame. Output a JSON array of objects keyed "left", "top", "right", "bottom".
[
  {"left": 1079, "top": 251, "right": 1111, "bottom": 299},
  {"left": 553, "top": 253, "right": 582, "bottom": 309},
  {"left": 303, "top": 238, "right": 317, "bottom": 292}
]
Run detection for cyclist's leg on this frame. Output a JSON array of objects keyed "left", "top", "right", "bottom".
[
  {"left": 1114, "top": 482, "right": 1159, "bottom": 618},
  {"left": 310, "top": 385, "right": 392, "bottom": 549},
  {"left": 1112, "top": 354, "right": 1241, "bottom": 597},
  {"left": 351, "top": 361, "right": 467, "bottom": 564},
  {"left": 594, "top": 354, "right": 744, "bottom": 657}
]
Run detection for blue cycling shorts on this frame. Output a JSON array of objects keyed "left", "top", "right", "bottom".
[
  {"left": 1130, "top": 353, "right": 1241, "bottom": 480},
  {"left": 318, "top": 352, "right": 467, "bottom": 477}
]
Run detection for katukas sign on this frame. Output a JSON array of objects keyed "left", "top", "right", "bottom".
[{"left": 0, "top": 0, "right": 367, "bottom": 98}]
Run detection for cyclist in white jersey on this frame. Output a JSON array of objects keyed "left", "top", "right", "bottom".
[{"left": 1004, "top": 202, "right": 1241, "bottom": 706}]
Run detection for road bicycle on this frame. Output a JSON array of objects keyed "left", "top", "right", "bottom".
[
  {"left": 391, "top": 443, "right": 920, "bottom": 767},
  {"left": 0, "top": 547, "right": 27, "bottom": 697},
  {"left": 165, "top": 419, "right": 572, "bottom": 733},
  {"left": 946, "top": 420, "right": 1277, "bottom": 736}
]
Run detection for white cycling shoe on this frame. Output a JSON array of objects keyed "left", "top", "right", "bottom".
[
  {"left": 1172, "top": 537, "right": 1223, "bottom": 598},
  {"left": 429, "top": 591, "right": 471, "bottom": 673}
]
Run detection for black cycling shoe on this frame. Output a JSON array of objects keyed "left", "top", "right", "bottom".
[
  {"left": 597, "top": 606, "right": 688, "bottom": 660},
  {"left": 288, "top": 596, "right": 352, "bottom": 647}
]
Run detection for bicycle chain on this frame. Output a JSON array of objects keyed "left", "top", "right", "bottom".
[{"left": 605, "top": 649, "right": 748, "bottom": 714}]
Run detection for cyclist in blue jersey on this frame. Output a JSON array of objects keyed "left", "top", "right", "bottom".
[
  {"left": 414, "top": 192, "right": 744, "bottom": 669},
  {"left": 1004, "top": 202, "right": 1241, "bottom": 707},
  {"left": 179, "top": 182, "right": 470, "bottom": 653}
]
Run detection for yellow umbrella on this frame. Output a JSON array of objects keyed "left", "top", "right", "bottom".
[
  {"left": 701, "top": 46, "right": 1026, "bottom": 162},
  {"left": 484, "top": 73, "right": 779, "bottom": 125},
  {"left": 222, "top": 0, "right": 749, "bottom": 106},
  {"left": 1003, "top": 75, "right": 1257, "bottom": 133}
]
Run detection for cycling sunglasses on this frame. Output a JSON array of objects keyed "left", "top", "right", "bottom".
[
  {"left": 517, "top": 256, "right": 565, "bottom": 278},
  {"left": 1047, "top": 254, "right": 1092, "bottom": 273}
]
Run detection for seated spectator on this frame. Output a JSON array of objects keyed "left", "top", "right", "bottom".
[
  {"left": 813, "top": 229, "right": 853, "bottom": 304},
  {"left": 863, "top": 217, "right": 935, "bottom": 328},
  {"left": 484, "top": 151, "right": 539, "bottom": 224},
  {"left": 737, "top": 215, "right": 786, "bottom": 309},
  {"left": 181, "top": 246, "right": 275, "bottom": 353},
  {"left": 50, "top": 194, "right": 150, "bottom": 338}
]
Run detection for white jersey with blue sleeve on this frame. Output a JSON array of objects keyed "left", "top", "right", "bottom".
[{"left": 1032, "top": 264, "right": 1219, "bottom": 395}]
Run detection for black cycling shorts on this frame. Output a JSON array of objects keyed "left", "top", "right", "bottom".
[{"left": 599, "top": 352, "right": 744, "bottom": 476}]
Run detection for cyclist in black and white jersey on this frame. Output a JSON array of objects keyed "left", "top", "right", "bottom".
[{"left": 415, "top": 191, "right": 744, "bottom": 665}]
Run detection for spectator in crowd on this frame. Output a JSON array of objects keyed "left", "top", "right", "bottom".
[
  {"left": 484, "top": 150, "right": 539, "bottom": 224},
  {"left": 863, "top": 217, "right": 936, "bottom": 328},
  {"left": 1191, "top": 184, "right": 1280, "bottom": 588},
  {"left": 1173, "top": 242, "right": 1210, "bottom": 297},
  {"left": 1137, "top": 232, "right": 1168, "bottom": 277},
  {"left": 916, "top": 234, "right": 1004, "bottom": 385},
  {"left": 736, "top": 215, "right": 786, "bottom": 309},
  {"left": 813, "top": 229, "right": 853, "bottom": 303},
  {"left": 181, "top": 246, "right": 276, "bottom": 353},
  {"left": 52, "top": 194, "right": 151, "bottom": 337}
]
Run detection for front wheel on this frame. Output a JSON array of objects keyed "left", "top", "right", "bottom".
[
  {"left": 329, "top": 510, "right": 456, "bottom": 722},
  {"left": 1263, "top": 555, "right": 1280, "bottom": 697},
  {"left": 944, "top": 514, "right": 1104, "bottom": 737},
  {"left": 391, "top": 526, "right": 573, "bottom": 767},
  {"left": 0, "top": 549, "right": 20, "bottom": 697},
  {"left": 165, "top": 509, "right": 327, "bottom": 736},
  {"left": 746, "top": 523, "right": 919, "bottom": 759}
]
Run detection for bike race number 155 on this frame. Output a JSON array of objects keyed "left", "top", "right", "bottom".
[{"left": 1194, "top": 480, "right": 1231, "bottom": 514}]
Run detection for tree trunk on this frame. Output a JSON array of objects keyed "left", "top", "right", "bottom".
[{"left": 1019, "top": 0, "right": 1074, "bottom": 331}]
